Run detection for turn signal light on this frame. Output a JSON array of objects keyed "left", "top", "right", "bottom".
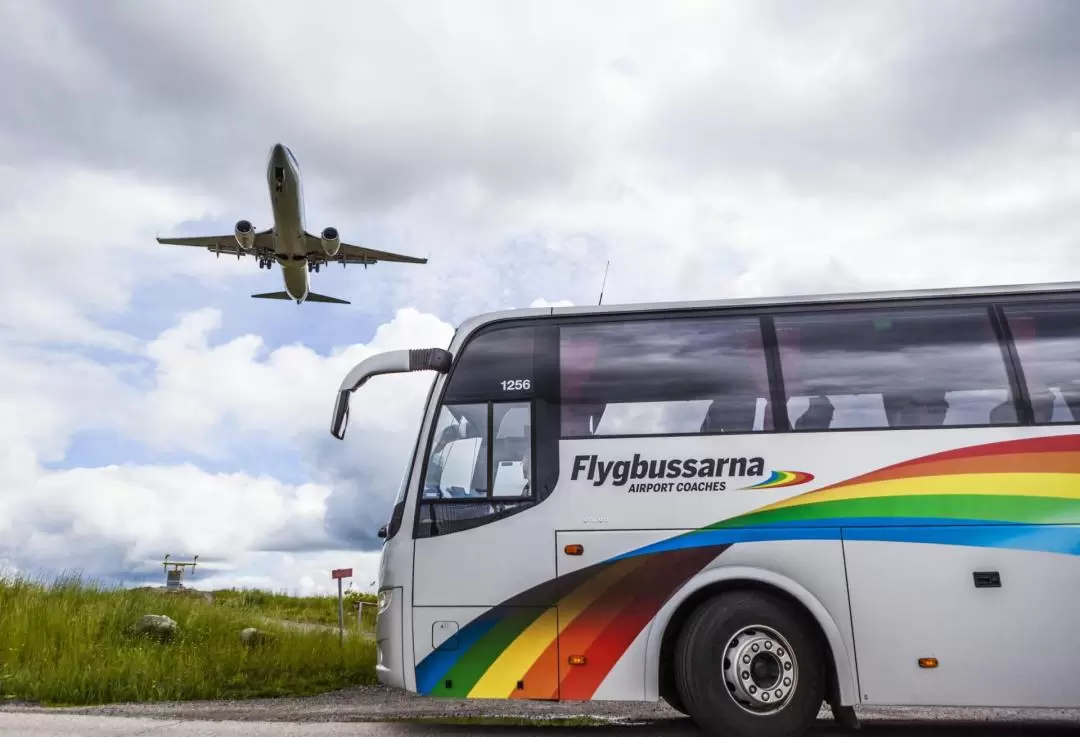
[
  {"left": 568, "top": 655, "right": 587, "bottom": 666},
  {"left": 918, "top": 658, "right": 939, "bottom": 669},
  {"left": 564, "top": 544, "right": 584, "bottom": 556}
]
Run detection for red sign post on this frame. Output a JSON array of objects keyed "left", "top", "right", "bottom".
[{"left": 331, "top": 568, "right": 354, "bottom": 644}]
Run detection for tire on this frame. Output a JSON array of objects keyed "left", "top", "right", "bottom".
[
  {"left": 674, "top": 590, "right": 826, "bottom": 737},
  {"left": 661, "top": 682, "right": 688, "bottom": 715}
]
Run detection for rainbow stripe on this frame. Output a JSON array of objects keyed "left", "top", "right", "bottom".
[
  {"left": 741, "top": 470, "right": 815, "bottom": 490},
  {"left": 415, "top": 434, "right": 1080, "bottom": 700},
  {"left": 415, "top": 546, "right": 728, "bottom": 700}
]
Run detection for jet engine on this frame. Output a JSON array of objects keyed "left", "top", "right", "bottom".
[
  {"left": 234, "top": 220, "right": 256, "bottom": 250},
  {"left": 320, "top": 226, "right": 341, "bottom": 257}
]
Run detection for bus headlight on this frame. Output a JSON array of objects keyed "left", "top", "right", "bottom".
[{"left": 378, "top": 589, "right": 392, "bottom": 614}]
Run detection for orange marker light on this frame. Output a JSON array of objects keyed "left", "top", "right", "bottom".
[
  {"left": 918, "top": 658, "right": 939, "bottom": 669},
  {"left": 564, "top": 544, "right": 584, "bottom": 556},
  {"left": 568, "top": 655, "right": 587, "bottom": 666}
]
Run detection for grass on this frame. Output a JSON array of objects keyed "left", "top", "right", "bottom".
[
  {"left": 211, "top": 587, "right": 377, "bottom": 631},
  {"left": 0, "top": 573, "right": 377, "bottom": 706}
]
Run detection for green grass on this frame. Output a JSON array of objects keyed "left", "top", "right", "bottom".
[
  {"left": 0, "top": 573, "right": 377, "bottom": 706},
  {"left": 211, "top": 587, "right": 377, "bottom": 631}
]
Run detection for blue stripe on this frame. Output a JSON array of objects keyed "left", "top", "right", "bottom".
[
  {"left": 415, "top": 611, "right": 502, "bottom": 694},
  {"left": 713, "top": 516, "right": 1019, "bottom": 529},
  {"left": 612, "top": 523, "right": 1080, "bottom": 561},
  {"left": 611, "top": 527, "right": 839, "bottom": 560},
  {"left": 843, "top": 524, "right": 1080, "bottom": 555}
]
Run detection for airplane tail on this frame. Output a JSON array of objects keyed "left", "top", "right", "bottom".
[
  {"left": 251, "top": 291, "right": 292, "bottom": 300},
  {"left": 305, "top": 292, "right": 351, "bottom": 304},
  {"left": 250, "top": 290, "right": 351, "bottom": 305}
]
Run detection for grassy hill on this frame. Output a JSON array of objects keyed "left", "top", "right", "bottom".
[{"left": 0, "top": 574, "right": 377, "bottom": 706}]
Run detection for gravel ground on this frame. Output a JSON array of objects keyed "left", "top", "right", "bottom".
[{"left": 4, "top": 685, "right": 1080, "bottom": 729}]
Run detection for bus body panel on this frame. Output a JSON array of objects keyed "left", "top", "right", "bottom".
[
  {"left": 847, "top": 538, "right": 1080, "bottom": 708},
  {"left": 374, "top": 585, "right": 406, "bottom": 689},
  {"left": 413, "top": 512, "right": 557, "bottom": 607},
  {"left": 404, "top": 424, "right": 1080, "bottom": 706},
  {"left": 555, "top": 532, "right": 855, "bottom": 703},
  {"left": 412, "top": 605, "right": 561, "bottom": 700},
  {"left": 591, "top": 624, "right": 652, "bottom": 700}
]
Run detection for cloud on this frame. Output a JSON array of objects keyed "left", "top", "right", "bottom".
[{"left": 0, "top": 305, "right": 455, "bottom": 586}]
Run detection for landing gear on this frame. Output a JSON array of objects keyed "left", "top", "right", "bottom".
[{"left": 307, "top": 261, "right": 322, "bottom": 273}]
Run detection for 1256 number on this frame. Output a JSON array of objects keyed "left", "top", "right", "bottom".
[{"left": 501, "top": 379, "right": 531, "bottom": 391}]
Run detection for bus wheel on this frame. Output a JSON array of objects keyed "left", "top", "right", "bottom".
[{"left": 674, "top": 590, "right": 825, "bottom": 737}]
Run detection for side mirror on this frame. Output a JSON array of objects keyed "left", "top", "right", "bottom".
[
  {"left": 377, "top": 525, "right": 388, "bottom": 539},
  {"left": 331, "top": 348, "right": 452, "bottom": 440}
]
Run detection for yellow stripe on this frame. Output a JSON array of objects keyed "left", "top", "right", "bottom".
[
  {"left": 466, "top": 556, "right": 652, "bottom": 698},
  {"left": 765, "top": 473, "right": 1080, "bottom": 512},
  {"left": 468, "top": 607, "right": 559, "bottom": 698}
]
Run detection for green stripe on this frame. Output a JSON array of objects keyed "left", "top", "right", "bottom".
[
  {"left": 433, "top": 608, "right": 544, "bottom": 697},
  {"left": 712, "top": 494, "right": 1080, "bottom": 529}
]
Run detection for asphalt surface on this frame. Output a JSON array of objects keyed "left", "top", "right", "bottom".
[
  {"left": 5, "top": 711, "right": 1080, "bottom": 737},
  {"left": 4, "top": 686, "right": 1080, "bottom": 736}
]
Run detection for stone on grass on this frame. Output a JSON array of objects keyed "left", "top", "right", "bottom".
[
  {"left": 134, "top": 613, "right": 178, "bottom": 642},
  {"left": 240, "top": 627, "right": 274, "bottom": 648}
]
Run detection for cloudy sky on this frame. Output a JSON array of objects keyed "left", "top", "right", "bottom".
[{"left": 1, "top": 0, "right": 1078, "bottom": 595}]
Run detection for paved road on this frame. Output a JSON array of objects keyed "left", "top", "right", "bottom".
[{"left": 4, "top": 712, "right": 1080, "bottom": 737}]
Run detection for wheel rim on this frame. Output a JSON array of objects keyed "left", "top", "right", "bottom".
[{"left": 722, "top": 625, "right": 798, "bottom": 715}]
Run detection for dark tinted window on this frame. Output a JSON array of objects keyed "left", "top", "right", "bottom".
[
  {"left": 443, "top": 326, "right": 536, "bottom": 403},
  {"left": 1002, "top": 302, "right": 1080, "bottom": 424},
  {"left": 559, "top": 316, "right": 771, "bottom": 437},
  {"left": 775, "top": 305, "right": 1015, "bottom": 430}
]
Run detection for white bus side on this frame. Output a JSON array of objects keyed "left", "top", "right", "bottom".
[{"left": 332, "top": 281, "right": 1080, "bottom": 737}]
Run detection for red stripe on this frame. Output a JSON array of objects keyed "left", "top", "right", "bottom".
[
  {"left": 818, "top": 435, "right": 1080, "bottom": 492},
  {"left": 559, "top": 549, "right": 718, "bottom": 700}
]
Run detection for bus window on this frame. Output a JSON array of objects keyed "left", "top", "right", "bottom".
[
  {"left": 1001, "top": 302, "right": 1080, "bottom": 424},
  {"left": 491, "top": 402, "right": 532, "bottom": 497},
  {"left": 422, "top": 403, "right": 489, "bottom": 499},
  {"left": 558, "top": 316, "right": 771, "bottom": 437},
  {"left": 416, "top": 400, "right": 535, "bottom": 538},
  {"left": 774, "top": 304, "right": 1017, "bottom": 431}
]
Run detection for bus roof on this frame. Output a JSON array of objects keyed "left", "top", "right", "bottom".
[{"left": 452, "top": 278, "right": 1080, "bottom": 340}]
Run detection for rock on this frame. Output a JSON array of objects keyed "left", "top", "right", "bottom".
[
  {"left": 240, "top": 627, "right": 274, "bottom": 648},
  {"left": 134, "top": 613, "right": 178, "bottom": 642}
]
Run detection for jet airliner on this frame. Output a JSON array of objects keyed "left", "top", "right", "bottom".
[{"left": 156, "top": 143, "right": 427, "bottom": 305}]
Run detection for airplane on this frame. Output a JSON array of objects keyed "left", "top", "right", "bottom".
[{"left": 155, "top": 143, "right": 427, "bottom": 305}]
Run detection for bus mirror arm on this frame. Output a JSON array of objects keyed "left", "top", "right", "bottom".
[{"left": 330, "top": 348, "right": 453, "bottom": 440}]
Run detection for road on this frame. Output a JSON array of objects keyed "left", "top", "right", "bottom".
[
  {"left": 4, "top": 711, "right": 1080, "bottom": 737},
  {"left": 4, "top": 685, "right": 1080, "bottom": 736}
]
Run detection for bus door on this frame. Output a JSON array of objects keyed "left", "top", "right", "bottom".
[{"left": 410, "top": 323, "right": 562, "bottom": 701}]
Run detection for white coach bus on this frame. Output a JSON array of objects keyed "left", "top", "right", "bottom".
[{"left": 330, "top": 280, "right": 1080, "bottom": 737}]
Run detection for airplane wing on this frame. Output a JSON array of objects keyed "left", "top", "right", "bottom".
[
  {"left": 304, "top": 233, "right": 427, "bottom": 265},
  {"left": 157, "top": 229, "right": 273, "bottom": 256}
]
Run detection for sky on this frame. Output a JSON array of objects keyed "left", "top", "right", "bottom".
[{"left": 1, "top": 0, "right": 1079, "bottom": 595}]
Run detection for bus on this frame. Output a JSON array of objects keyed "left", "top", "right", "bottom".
[{"left": 329, "top": 280, "right": 1080, "bottom": 737}]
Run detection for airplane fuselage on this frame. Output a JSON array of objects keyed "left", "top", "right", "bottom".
[{"left": 266, "top": 143, "right": 309, "bottom": 302}]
